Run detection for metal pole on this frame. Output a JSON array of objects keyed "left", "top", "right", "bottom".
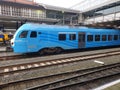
[
  {"left": 62, "top": 11, "right": 64, "bottom": 25},
  {"left": 70, "top": 16, "right": 73, "bottom": 25}
]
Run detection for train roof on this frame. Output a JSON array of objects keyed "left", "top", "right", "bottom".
[
  {"left": 18, "top": 23, "right": 120, "bottom": 33},
  {"left": 20, "top": 23, "right": 88, "bottom": 29}
]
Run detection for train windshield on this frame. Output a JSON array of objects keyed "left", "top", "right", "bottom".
[{"left": 19, "top": 31, "right": 28, "bottom": 38}]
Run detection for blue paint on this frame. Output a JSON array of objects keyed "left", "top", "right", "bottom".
[{"left": 11, "top": 23, "right": 120, "bottom": 53}]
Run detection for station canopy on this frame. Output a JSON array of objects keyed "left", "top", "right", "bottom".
[{"left": 71, "top": 0, "right": 119, "bottom": 12}]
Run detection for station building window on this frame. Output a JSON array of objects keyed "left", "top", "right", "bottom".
[
  {"left": 0, "top": 3, "right": 46, "bottom": 19},
  {"left": 69, "top": 34, "right": 76, "bottom": 40},
  {"left": 87, "top": 35, "right": 93, "bottom": 42},
  {"left": 102, "top": 35, "right": 107, "bottom": 41},
  {"left": 59, "top": 34, "right": 66, "bottom": 41},
  {"left": 21, "top": 8, "right": 29, "bottom": 17},
  {"left": 1, "top": 5, "right": 11, "bottom": 15},
  {"left": 95, "top": 35, "right": 100, "bottom": 41},
  {"left": 12, "top": 7, "right": 21, "bottom": 16}
]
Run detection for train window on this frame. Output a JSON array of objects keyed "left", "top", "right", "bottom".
[
  {"left": 69, "top": 34, "right": 76, "bottom": 40},
  {"left": 59, "top": 34, "right": 66, "bottom": 41},
  {"left": 19, "top": 31, "right": 28, "bottom": 38},
  {"left": 87, "top": 35, "right": 93, "bottom": 42},
  {"left": 119, "top": 35, "right": 120, "bottom": 40},
  {"left": 114, "top": 35, "right": 118, "bottom": 40},
  {"left": 30, "top": 31, "right": 37, "bottom": 38},
  {"left": 95, "top": 35, "right": 100, "bottom": 41},
  {"left": 108, "top": 35, "right": 112, "bottom": 41},
  {"left": 102, "top": 35, "right": 107, "bottom": 41}
]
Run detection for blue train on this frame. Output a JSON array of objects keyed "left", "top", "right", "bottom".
[{"left": 11, "top": 23, "right": 120, "bottom": 54}]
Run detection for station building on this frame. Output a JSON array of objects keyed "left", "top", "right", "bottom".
[
  {"left": 0, "top": 0, "right": 80, "bottom": 32},
  {"left": 0, "top": 0, "right": 120, "bottom": 32}
]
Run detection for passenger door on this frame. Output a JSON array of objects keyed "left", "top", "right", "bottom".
[
  {"left": 78, "top": 32, "right": 85, "bottom": 48},
  {"left": 27, "top": 31, "right": 38, "bottom": 52}
]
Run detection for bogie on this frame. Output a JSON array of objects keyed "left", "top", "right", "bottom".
[{"left": 38, "top": 47, "right": 63, "bottom": 55}]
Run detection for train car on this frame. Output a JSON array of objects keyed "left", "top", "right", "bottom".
[
  {"left": 11, "top": 23, "right": 120, "bottom": 54},
  {"left": 0, "top": 31, "right": 10, "bottom": 42}
]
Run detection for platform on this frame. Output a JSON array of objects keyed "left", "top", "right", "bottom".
[
  {"left": 93, "top": 79, "right": 120, "bottom": 90},
  {"left": 0, "top": 46, "right": 13, "bottom": 52},
  {"left": 0, "top": 47, "right": 6, "bottom": 52}
]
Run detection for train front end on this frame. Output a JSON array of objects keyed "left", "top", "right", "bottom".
[
  {"left": 11, "top": 30, "right": 29, "bottom": 53},
  {"left": 11, "top": 24, "right": 31, "bottom": 53}
]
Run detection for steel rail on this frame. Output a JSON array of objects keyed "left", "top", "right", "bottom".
[
  {"left": 0, "top": 50, "right": 120, "bottom": 77},
  {"left": 0, "top": 62, "right": 120, "bottom": 89},
  {"left": 26, "top": 63, "right": 120, "bottom": 90},
  {"left": 0, "top": 49, "right": 120, "bottom": 61}
]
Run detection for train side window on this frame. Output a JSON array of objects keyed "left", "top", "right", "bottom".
[
  {"left": 114, "top": 35, "right": 118, "bottom": 40},
  {"left": 59, "top": 34, "right": 66, "bottom": 41},
  {"left": 95, "top": 35, "right": 100, "bottom": 41},
  {"left": 108, "top": 35, "right": 112, "bottom": 41},
  {"left": 30, "top": 31, "right": 37, "bottom": 38},
  {"left": 19, "top": 31, "right": 28, "bottom": 38},
  {"left": 102, "top": 35, "right": 107, "bottom": 41},
  {"left": 69, "top": 34, "right": 76, "bottom": 40},
  {"left": 87, "top": 35, "right": 93, "bottom": 42}
]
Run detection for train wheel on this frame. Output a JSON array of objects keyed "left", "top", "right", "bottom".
[
  {"left": 39, "top": 47, "right": 63, "bottom": 55},
  {"left": 45, "top": 48, "right": 56, "bottom": 54},
  {"left": 38, "top": 48, "right": 55, "bottom": 55},
  {"left": 38, "top": 49, "right": 45, "bottom": 55}
]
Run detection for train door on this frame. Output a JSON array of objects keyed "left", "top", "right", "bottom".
[
  {"left": 78, "top": 32, "right": 85, "bottom": 48},
  {"left": 27, "top": 31, "right": 38, "bottom": 52}
]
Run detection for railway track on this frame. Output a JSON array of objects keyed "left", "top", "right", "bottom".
[
  {"left": 0, "top": 54, "right": 26, "bottom": 61},
  {"left": 0, "top": 63, "right": 120, "bottom": 90},
  {"left": 26, "top": 63, "right": 120, "bottom": 90},
  {"left": 0, "top": 53, "right": 39, "bottom": 61},
  {"left": 0, "top": 47, "right": 120, "bottom": 61},
  {"left": 0, "top": 50, "right": 120, "bottom": 77}
]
